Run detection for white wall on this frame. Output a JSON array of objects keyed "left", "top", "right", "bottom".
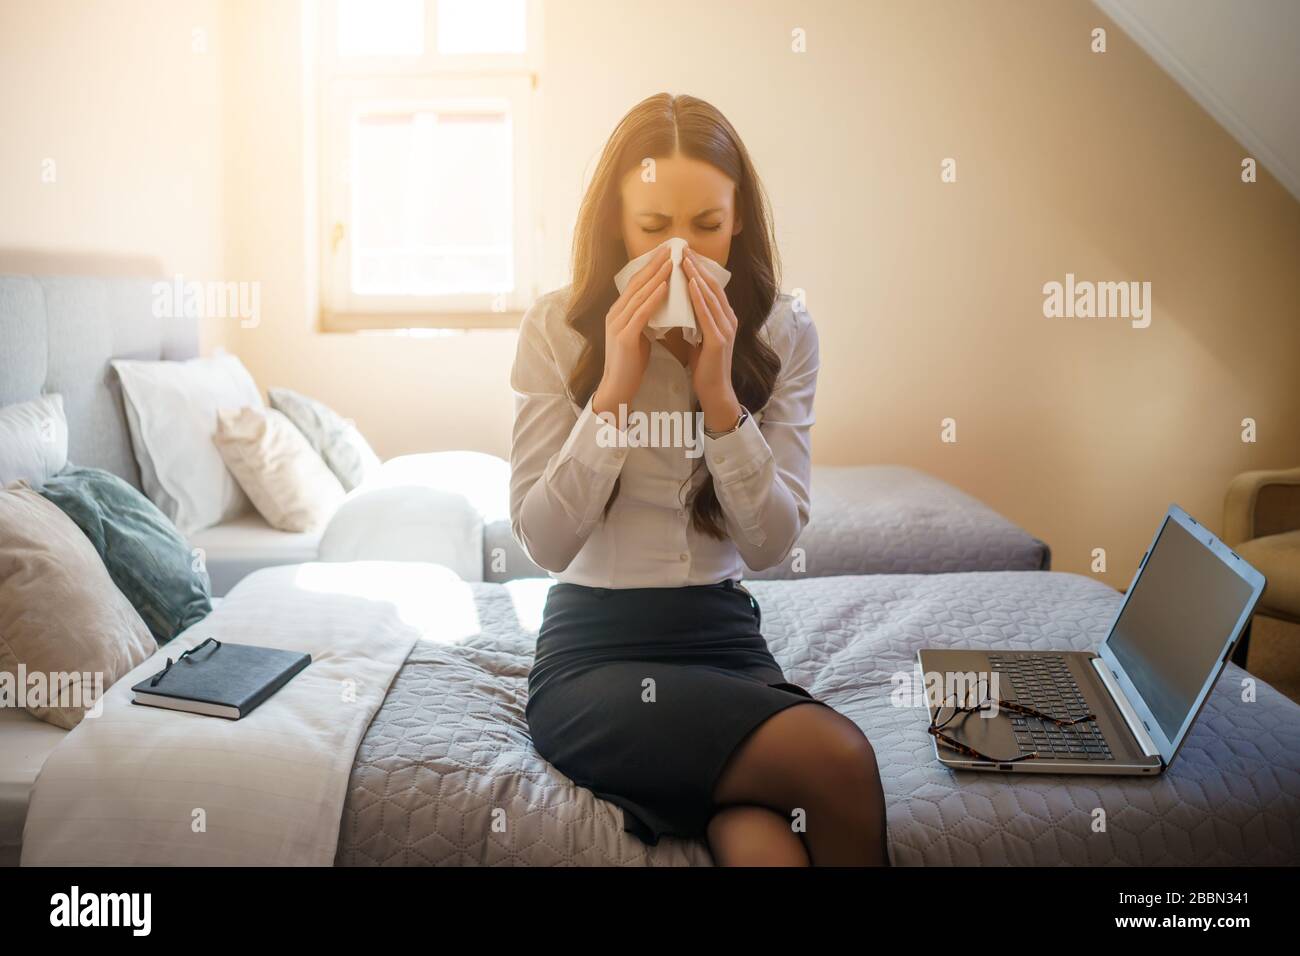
[
  {"left": 0, "top": 0, "right": 228, "bottom": 347},
  {"left": 1095, "top": 0, "right": 1300, "bottom": 200},
  {"left": 220, "top": 0, "right": 1300, "bottom": 584}
]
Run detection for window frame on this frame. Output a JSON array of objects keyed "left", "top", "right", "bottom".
[{"left": 317, "top": 0, "right": 544, "bottom": 333}]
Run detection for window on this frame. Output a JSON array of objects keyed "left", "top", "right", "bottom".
[{"left": 319, "top": 0, "right": 543, "bottom": 331}]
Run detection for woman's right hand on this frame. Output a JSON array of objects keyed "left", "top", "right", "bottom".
[{"left": 593, "top": 245, "right": 673, "bottom": 418}]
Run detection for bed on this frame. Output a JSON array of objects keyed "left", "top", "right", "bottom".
[
  {"left": 19, "top": 564, "right": 1300, "bottom": 866},
  {"left": 485, "top": 462, "right": 1052, "bottom": 583},
  {"left": 0, "top": 708, "right": 66, "bottom": 867},
  {"left": 5, "top": 274, "right": 1299, "bottom": 866},
  {"left": 187, "top": 512, "right": 323, "bottom": 596},
  {"left": 341, "top": 570, "right": 1300, "bottom": 865}
]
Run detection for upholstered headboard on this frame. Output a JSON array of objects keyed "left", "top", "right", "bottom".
[{"left": 0, "top": 275, "right": 199, "bottom": 491}]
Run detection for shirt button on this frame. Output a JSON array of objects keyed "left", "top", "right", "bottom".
[
  {"left": 676, "top": 509, "right": 685, "bottom": 518},
  {"left": 671, "top": 382, "right": 683, "bottom": 395},
  {"left": 716, "top": 456, "right": 726, "bottom": 464},
  {"left": 679, "top": 552, "right": 689, "bottom": 562}
]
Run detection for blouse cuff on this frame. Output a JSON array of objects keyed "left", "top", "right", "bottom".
[
  {"left": 560, "top": 394, "right": 632, "bottom": 475},
  {"left": 700, "top": 412, "right": 769, "bottom": 484}
]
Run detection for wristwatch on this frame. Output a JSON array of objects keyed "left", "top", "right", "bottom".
[{"left": 703, "top": 405, "right": 749, "bottom": 439}]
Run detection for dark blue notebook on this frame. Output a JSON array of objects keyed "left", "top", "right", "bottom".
[{"left": 131, "top": 637, "right": 311, "bottom": 720}]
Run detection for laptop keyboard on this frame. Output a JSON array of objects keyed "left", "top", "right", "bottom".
[{"left": 988, "top": 653, "right": 1114, "bottom": 761}]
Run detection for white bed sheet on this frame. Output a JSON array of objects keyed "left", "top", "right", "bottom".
[
  {"left": 20, "top": 561, "right": 450, "bottom": 866},
  {"left": 0, "top": 707, "right": 68, "bottom": 867}
]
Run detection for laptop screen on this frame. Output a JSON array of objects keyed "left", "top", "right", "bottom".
[{"left": 1106, "top": 517, "right": 1255, "bottom": 743}]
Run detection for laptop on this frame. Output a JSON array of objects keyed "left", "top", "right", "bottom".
[{"left": 917, "top": 504, "right": 1266, "bottom": 775}]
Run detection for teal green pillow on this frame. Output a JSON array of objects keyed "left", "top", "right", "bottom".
[{"left": 40, "top": 465, "right": 212, "bottom": 644}]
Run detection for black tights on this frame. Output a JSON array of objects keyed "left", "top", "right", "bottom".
[{"left": 706, "top": 702, "right": 891, "bottom": 866}]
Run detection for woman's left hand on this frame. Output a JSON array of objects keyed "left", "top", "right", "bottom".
[{"left": 683, "top": 249, "right": 744, "bottom": 431}]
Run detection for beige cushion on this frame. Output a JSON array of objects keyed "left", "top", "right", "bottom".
[
  {"left": 214, "top": 407, "right": 346, "bottom": 533},
  {"left": 1236, "top": 529, "right": 1300, "bottom": 619},
  {"left": 0, "top": 483, "right": 157, "bottom": 730}
]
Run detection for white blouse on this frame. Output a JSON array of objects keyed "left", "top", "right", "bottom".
[{"left": 508, "top": 286, "right": 819, "bottom": 588}]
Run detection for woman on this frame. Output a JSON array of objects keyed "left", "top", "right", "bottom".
[{"left": 510, "top": 93, "right": 889, "bottom": 866}]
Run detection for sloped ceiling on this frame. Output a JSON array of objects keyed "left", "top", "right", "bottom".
[{"left": 1093, "top": 0, "right": 1300, "bottom": 201}]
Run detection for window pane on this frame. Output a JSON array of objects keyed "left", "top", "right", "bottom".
[
  {"left": 351, "top": 104, "right": 514, "bottom": 297},
  {"left": 337, "top": 0, "right": 424, "bottom": 57},
  {"left": 436, "top": 0, "right": 526, "bottom": 55}
]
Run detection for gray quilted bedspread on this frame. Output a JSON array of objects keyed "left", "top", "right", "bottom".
[
  {"left": 335, "top": 572, "right": 1300, "bottom": 866},
  {"left": 483, "top": 465, "right": 1050, "bottom": 582}
]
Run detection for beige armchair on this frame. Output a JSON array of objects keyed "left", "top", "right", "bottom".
[{"left": 1223, "top": 466, "right": 1300, "bottom": 667}]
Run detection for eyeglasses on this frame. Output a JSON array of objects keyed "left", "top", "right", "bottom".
[
  {"left": 150, "top": 636, "right": 222, "bottom": 687},
  {"left": 927, "top": 688, "right": 1097, "bottom": 763}
]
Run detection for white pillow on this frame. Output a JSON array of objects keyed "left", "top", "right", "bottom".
[
  {"left": 367, "top": 451, "right": 511, "bottom": 523},
  {"left": 213, "top": 407, "right": 346, "bottom": 533},
  {"left": 112, "top": 353, "right": 264, "bottom": 536},
  {"left": 0, "top": 394, "right": 68, "bottom": 488},
  {"left": 318, "top": 484, "right": 483, "bottom": 580}
]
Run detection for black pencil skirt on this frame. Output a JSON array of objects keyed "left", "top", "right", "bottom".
[{"left": 525, "top": 578, "right": 833, "bottom": 846}]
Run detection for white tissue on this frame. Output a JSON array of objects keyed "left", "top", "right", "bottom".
[{"left": 612, "top": 236, "right": 732, "bottom": 346}]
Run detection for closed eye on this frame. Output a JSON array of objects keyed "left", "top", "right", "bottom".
[{"left": 640, "top": 223, "right": 723, "bottom": 233}]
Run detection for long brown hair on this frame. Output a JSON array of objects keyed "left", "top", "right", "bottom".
[{"left": 564, "top": 93, "right": 783, "bottom": 539}]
